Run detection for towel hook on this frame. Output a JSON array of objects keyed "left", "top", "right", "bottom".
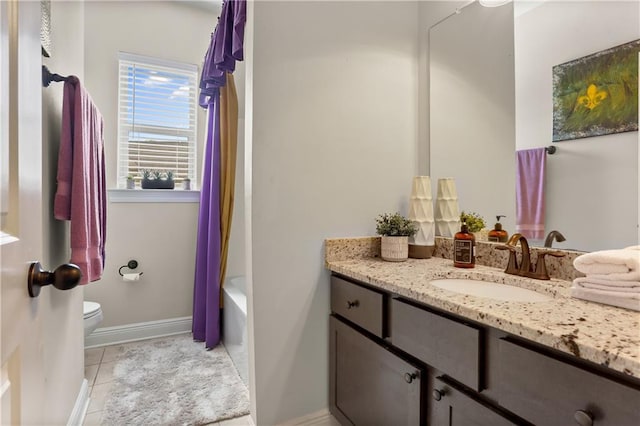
[
  {"left": 545, "top": 146, "right": 557, "bottom": 155},
  {"left": 118, "top": 259, "right": 143, "bottom": 277}
]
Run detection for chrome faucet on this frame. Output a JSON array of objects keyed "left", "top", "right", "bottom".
[
  {"left": 544, "top": 230, "right": 566, "bottom": 248},
  {"left": 496, "top": 233, "right": 565, "bottom": 280}
]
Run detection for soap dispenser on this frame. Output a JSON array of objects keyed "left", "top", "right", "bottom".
[
  {"left": 488, "top": 215, "right": 509, "bottom": 243},
  {"left": 454, "top": 221, "right": 475, "bottom": 268}
]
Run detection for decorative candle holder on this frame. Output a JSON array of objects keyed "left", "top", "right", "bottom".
[
  {"left": 408, "top": 176, "right": 435, "bottom": 258},
  {"left": 435, "top": 178, "right": 460, "bottom": 238}
]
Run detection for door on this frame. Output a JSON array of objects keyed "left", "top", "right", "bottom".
[
  {"left": 1, "top": 1, "right": 47, "bottom": 424},
  {"left": 330, "top": 316, "right": 422, "bottom": 426}
]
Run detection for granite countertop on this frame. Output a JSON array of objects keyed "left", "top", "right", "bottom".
[{"left": 326, "top": 255, "right": 640, "bottom": 378}]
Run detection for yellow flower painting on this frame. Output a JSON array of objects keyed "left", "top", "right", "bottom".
[{"left": 552, "top": 39, "right": 639, "bottom": 141}]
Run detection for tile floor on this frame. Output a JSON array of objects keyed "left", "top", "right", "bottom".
[{"left": 83, "top": 341, "right": 252, "bottom": 426}]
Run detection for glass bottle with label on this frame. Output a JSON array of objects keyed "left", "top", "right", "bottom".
[{"left": 454, "top": 222, "right": 476, "bottom": 268}]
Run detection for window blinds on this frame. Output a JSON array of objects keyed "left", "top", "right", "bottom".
[{"left": 117, "top": 52, "right": 198, "bottom": 187}]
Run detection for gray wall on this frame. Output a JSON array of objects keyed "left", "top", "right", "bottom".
[
  {"left": 515, "top": 1, "right": 639, "bottom": 251},
  {"left": 247, "top": 1, "right": 419, "bottom": 423}
]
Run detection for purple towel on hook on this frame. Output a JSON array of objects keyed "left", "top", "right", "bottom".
[{"left": 516, "top": 148, "right": 546, "bottom": 240}]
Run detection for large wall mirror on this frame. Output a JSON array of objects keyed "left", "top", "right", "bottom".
[{"left": 429, "top": 0, "right": 639, "bottom": 252}]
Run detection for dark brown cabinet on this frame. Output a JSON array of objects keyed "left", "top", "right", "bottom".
[
  {"left": 330, "top": 316, "right": 422, "bottom": 426},
  {"left": 431, "top": 377, "right": 519, "bottom": 426},
  {"left": 391, "top": 298, "right": 482, "bottom": 391},
  {"left": 329, "top": 273, "right": 640, "bottom": 426},
  {"left": 331, "top": 275, "right": 385, "bottom": 338},
  {"left": 498, "top": 338, "right": 640, "bottom": 426}
]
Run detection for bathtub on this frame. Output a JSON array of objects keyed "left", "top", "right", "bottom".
[{"left": 223, "top": 276, "right": 248, "bottom": 387}]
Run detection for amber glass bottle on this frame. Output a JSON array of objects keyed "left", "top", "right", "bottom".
[
  {"left": 488, "top": 215, "right": 509, "bottom": 243},
  {"left": 454, "top": 222, "right": 476, "bottom": 268}
]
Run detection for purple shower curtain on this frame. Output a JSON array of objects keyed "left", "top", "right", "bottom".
[
  {"left": 193, "top": 0, "right": 246, "bottom": 349},
  {"left": 193, "top": 97, "right": 222, "bottom": 347}
]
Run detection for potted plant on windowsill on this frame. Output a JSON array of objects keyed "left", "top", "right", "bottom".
[
  {"left": 141, "top": 169, "right": 175, "bottom": 190},
  {"left": 376, "top": 212, "right": 418, "bottom": 262},
  {"left": 182, "top": 177, "right": 191, "bottom": 190},
  {"left": 126, "top": 175, "right": 135, "bottom": 189}
]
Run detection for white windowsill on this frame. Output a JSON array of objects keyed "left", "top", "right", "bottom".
[
  {"left": 108, "top": 189, "right": 200, "bottom": 203},
  {"left": 0, "top": 231, "right": 19, "bottom": 246}
]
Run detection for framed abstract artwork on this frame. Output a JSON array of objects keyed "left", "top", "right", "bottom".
[{"left": 552, "top": 39, "right": 640, "bottom": 142}]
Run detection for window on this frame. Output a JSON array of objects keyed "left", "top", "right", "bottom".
[{"left": 117, "top": 52, "right": 198, "bottom": 188}]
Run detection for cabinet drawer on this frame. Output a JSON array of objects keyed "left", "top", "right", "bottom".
[
  {"left": 331, "top": 276, "right": 384, "bottom": 338},
  {"left": 498, "top": 338, "right": 640, "bottom": 426},
  {"left": 390, "top": 298, "right": 482, "bottom": 391}
]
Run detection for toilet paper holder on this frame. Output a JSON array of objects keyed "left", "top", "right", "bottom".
[{"left": 119, "top": 259, "right": 143, "bottom": 277}]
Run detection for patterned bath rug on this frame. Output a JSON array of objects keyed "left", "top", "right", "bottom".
[{"left": 100, "top": 333, "right": 249, "bottom": 425}]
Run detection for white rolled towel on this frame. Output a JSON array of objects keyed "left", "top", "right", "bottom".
[
  {"left": 574, "top": 277, "right": 640, "bottom": 292},
  {"left": 580, "top": 271, "right": 640, "bottom": 282},
  {"left": 570, "top": 286, "right": 640, "bottom": 312},
  {"left": 573, "top": 246, "right": 640, "bottom": 279}
]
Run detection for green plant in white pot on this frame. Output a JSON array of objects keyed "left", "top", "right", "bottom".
[{"left": 376, "top": 212, "right": 418, "bottom": 262}]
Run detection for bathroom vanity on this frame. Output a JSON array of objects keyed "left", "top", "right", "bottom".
[{"left": 326, "top": 239, "right": 640, "bottom": 426}]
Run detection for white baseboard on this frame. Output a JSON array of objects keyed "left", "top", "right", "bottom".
[
  {"left": 84, "top": 316, "right": 192, "bottom": 348},
  {"left": 67, "top": 379, "right": 89, "bottom": 426},
  {"left": 278, "top": 409, "right": 333, "bottom": 426}
]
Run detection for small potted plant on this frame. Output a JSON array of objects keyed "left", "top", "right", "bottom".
[
  {"left": 376, "top": 212, "right": 418, "bottom": 262},
  {"left": 141, "top": 169, "right": 175, "bottom": 190},
  {"left": 460, "top": 211, "right": 487, "bottom": 241},
  {"left": 182, "top": 177, "right": 191, "bottom": 190},
  {"left": 126, "top": 175, "right": 135, "bottom": 189}
]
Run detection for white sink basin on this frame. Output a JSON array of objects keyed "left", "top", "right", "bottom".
[{"left": 430, "top": 278, "right": 552, "bottom": 302}]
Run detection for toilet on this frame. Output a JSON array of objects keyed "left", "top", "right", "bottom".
[{"left": 83, "top": 301, "right": 103, "bottom": 338}]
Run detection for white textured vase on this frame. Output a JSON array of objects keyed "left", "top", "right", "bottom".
[
  {"left": 435, "top": 178, "right": 460, "bottom": 237},
  {"left": 408, "top": 176, "right": 435, "bottom": 246},
  {"left": 381, "top": 236, "right": 409, "bottom": 262}
]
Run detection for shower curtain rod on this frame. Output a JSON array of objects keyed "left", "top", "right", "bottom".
[{"left": 42, "top": 65, "right": 70, "bottom": 87}]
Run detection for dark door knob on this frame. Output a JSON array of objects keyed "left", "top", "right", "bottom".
[
  {"left": 574, "top": 410, "right": 593, "bottom": 426},
  {"left": 346, "top": 300, "right": 359, "bottom": 309},
  {"left": 28, "top": 262, "right": 82, "bottom": 297}
]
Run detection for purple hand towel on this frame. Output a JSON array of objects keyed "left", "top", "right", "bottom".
[
  {"left": 516, "top": 148, "right": 546, "bottom": 240},
  {"left": 54, "top": 76, "right": 106, "bottom": 285}
]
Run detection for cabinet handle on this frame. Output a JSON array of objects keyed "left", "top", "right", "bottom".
[
  {"left": 432, "top": 389, "right": 445, "bottom": 401},
  {"left": 346, "top": 300, "right": 360, "bottom": 309},
  {"left": 404, "top": 372, "right": 418, "bottom": 383},
  {"left": 574, "top": 410, "right": 593, "bottom": 426}
]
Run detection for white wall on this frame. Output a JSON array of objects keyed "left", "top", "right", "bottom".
[
  {"left": 429, "top": 1, "right": 516, "bottom": 233},
  {"left": 81, "top": 1, "right": 248, "bottom": 327},
  {"left": 40, "top": 1, "right": 86, "bottom": 422},
  {"left": 247, "top": 2, "right": 419, "bottom": 424},
  {"left": 515, "top": 1, "right": 639, "bottom": 250}
]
